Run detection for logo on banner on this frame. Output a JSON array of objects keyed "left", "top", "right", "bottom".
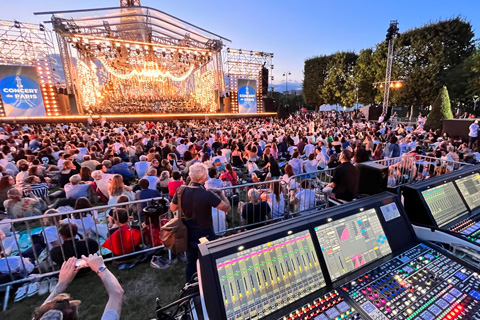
[
  {"left": 0, "top": 75, "right": 43, "bottom": 109},
  {"left": 238, "top": 85, "right": 256, "bottom": 109}
]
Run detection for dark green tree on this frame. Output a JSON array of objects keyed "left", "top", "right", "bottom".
[
  {"left": 468, "top": 48, "right": 480, "bottom": 99},
  {"left": 303, "top": 55, "right": 331, "bottom": 109},
  {"left": 425, "top": 86, "right": 453, "bottom": 130},
  {"left": 320, "top": 52, "right": 358, "bottom": 107},
  {"left": 353, "top": 48, "right": 378, "bottom": 105}
]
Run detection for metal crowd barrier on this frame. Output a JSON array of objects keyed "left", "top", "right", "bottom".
[
  {"left": 370, "top": 154, "right": 471, "bottom": 188},
  {"left": 216, "top": 168, "right": 336, "bottom": 235},
  {"left": 0, "top": 196, "right": 170, "bottom": 309}
]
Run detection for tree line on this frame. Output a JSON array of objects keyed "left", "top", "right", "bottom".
[{"left": 303, "top": 17, "right": 480, "bottom": 112}]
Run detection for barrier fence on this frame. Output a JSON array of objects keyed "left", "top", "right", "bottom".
[
  {"left": 215, "top": 168, "right": 336, "bottom": 235},
  {"left": 0, "top": 196, "right": 172, "bottom": 308},
  {"left": 371, "top": 154, "right": 471, "bottom": 188}
]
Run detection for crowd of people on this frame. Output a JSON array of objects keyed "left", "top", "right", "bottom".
[{"left": 0, "top": 109, "right": 478, "bottom": 318}]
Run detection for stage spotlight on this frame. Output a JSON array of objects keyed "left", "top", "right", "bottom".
[
  {"left": 39, "top": 24, "right": 45, "bottom": 31},
  {"left": 14, "top": 20, "right": 20, "bottom": 28}
]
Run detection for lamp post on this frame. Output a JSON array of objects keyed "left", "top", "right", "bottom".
[
  {"left": 354, "top": 83, "right": 359, "bottom": 109},
  {"left": 283, "top": 72, "right": 291, "bottom": 107},
  {"left": 474, "top": 95, "right": 479, "bottom": 111}
]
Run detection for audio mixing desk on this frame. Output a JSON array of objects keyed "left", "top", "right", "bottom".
[
  {"left": 404, "top": 166, "right": 480, "bottom": 256},
  {"left": 197, "top": 193, "right": 480, "bottom": 320}
]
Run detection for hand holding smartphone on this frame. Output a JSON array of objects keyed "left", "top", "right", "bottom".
[{"left": 75, "top": 259, "right": 87, "bottom": 268}]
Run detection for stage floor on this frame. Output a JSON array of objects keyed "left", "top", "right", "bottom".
[{"left": 0, "top": 112, "right": 276, "bottom": 124}]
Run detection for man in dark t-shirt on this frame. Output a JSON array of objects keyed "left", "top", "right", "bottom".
[
  {"left": 323, "top": 149, "right": 358, "bottom": 202},
  {"left": 170, "top": 163, "right": 231, "bottom": 281},
  {"left": 50, "top": 223, "right": 99, "bottom": 270},
  {"left": 241, "top": 189, "right": 272, "bottom": 230}
]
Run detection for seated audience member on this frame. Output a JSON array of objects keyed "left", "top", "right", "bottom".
[
  {"left": 288, "top": 151, "right": 304, "bottom": 175},
  {"left": 102, "top": 208, "right": 142, "bottom": 256},
  {"left": 282, "top": 164, "right": 297, "bottom": 190},
  {"left": 16, "top": 162, "right": 29, "bottom": 187},
  {"left": 110, "top": 157, "right": 134, "bottom": 182},
  {"left": 42, "top": 209, "right": 62, "bottom": 251},
  {"left": 108, "top": 174, "right": 134, "bottom": 207},
  {"left": 167, "top": 171, "right": 184, "bottom": 198},
  {"left": 262, "top": 181, "right": 285, "bottom": 220},
  {"left": 323, "top": 149, "right": 358, "bottom": 202},
  {"left": 135, "top": 178, "right": 161, "bottom": 222},
  {"left": 241, "top": 188, "right": 272, "bottom": 230},
  {"left": 64, "top": 174, "right": 92, "bottom": 201},
  {"left": 65, "top": 197, "right": 99, "bottom": 238},
  {"left": 213, "top": 158, "right": 226, "bottom": 174},
  {"left": 142, "top": 206, "right": 167, "bottom": 248},
  {"left": 90, "top": 170, "right": 109, "bottom": 202},
  {"left": 158, "top": 170, "right": 172, "bottom": 194},
  {"left": 79, "top": 166, "right": 93, "bottom": 182},
  {"left": 32, "top": 255, "right": 124, "bottom": 320},
  {"left": 0, "top": 175, "right": 15, "bottom": 211},
  {"left": 81, "top": 155, "right": 100, "bottom": 171},
  {"left": 4, "top": 188, "right": 43, "bottom": 219},
  {"left": 327, "top": 154, "right": 340, "bottom": 168},
  {"left": 205, "top": 167, "right": 223, "bottom": 189},
  {"left": 295, "top": 180, "right": 316, "bottom": 213},
  {"left": 50, "top": 222, "right": 99, "bottom": 267},
  {"left": 23, "top": 175, "right": 49, "bottom": 200},
  {"left": 220, "top": 163, "right": 238, "bottom": 186},
  {"left": 59, "top": 160, "right": 79, "bottom": 187},
  {"left": 144, "top": 168, "right": 160, "bottom": 190},
  {"left": 134, "top": 155, "right": 150, "bottom": 179}
]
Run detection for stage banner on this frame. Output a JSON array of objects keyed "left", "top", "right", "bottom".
[
  {"left": 237, "top": 79, "right": 257, "bottom": 114},
  {"left": 0, "top": 65, "right": 46, "bottom": 117}
]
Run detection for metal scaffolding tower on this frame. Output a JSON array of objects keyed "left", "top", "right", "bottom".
[{"left": 383, "top": 20, "right": 399, "bottom": 115}]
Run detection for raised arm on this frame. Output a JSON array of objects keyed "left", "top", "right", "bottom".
[{"left": 82, "top": 254, "right": 124, "bottom": 318}]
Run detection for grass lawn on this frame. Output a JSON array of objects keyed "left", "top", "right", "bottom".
[{"left": 1, "top": 259, "right": 186, "bottom": 320}]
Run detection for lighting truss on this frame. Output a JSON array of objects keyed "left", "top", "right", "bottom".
[
  {"left": 224, "top": 48, "right": 274, "bottom": 113},
  {"left": 0, "top": 20, "right": 62, "bottom": 116}
]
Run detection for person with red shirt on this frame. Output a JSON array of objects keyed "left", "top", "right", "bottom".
[
  {"left": 220, "top": 163, "right": 238, "bottom": 186},
  {"left": 167, "top": 171, "right": 184, "bottom": 198},
  {"left": 102, "top": 208, "right": 141, "bottom": 256}
]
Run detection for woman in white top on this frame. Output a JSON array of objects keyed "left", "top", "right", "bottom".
[
  {"left": 65, "top": 197, "right": 99, "bottom": 238},
  {"left": 295, "top": 180, "right": 316, "bottom": 214},
  {"left": 282, "top": 164, "right": 297, "bottom": 190},
  {"left": 107, "top": 174, "right": 134, "bottom": 207},
  {"left": 303, "top": 153, "right": 318, "bottom": 173},
  {"left": 262, "top": 181, "right": 285, "bottom": 220}
]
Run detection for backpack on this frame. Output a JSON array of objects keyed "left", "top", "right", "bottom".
[{"left": 161, "top": 185, "right": 188, "bottom": 254}]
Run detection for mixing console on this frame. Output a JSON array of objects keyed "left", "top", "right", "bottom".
[
  {"left": 278, "top": 244, "right": 480, "bottom": 320},
  {"left": 420, "top": 182, "right": 468, "bottom": 227},
  {"left": 455, "top": 173, "right": 480, "bottom": 211},
  {"left": 343, "top": 243, "right": 480, "bottom": 320},
  {"left": 198, "top": 193, "right": 480, "bottom": 320}
]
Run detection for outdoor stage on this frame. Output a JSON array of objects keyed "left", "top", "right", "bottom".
[
  {"left": 0, "top": 3, "right": 274, "bottom": 121},
  {"left": 0, "top": 112, "right": 276, "bottom": 124}
]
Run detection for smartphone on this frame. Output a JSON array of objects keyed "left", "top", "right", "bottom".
[{"left": 75, "top": 259, "right": 86, "bottom": 268}]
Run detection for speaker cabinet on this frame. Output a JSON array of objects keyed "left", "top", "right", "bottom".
[{"left": 357, "top": 162, "right": 388, "bottom": 195}]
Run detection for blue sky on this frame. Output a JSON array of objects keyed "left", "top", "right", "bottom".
[{"left": 2, "top": 0, "right": 480, "bottom": 91}]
